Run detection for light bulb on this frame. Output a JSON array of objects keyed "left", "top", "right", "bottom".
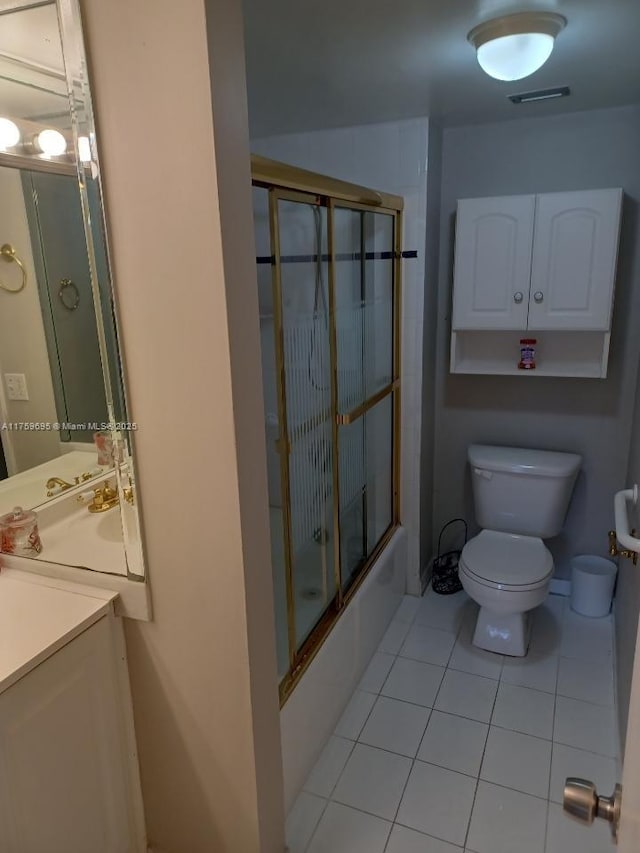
[
  {"left": 36, "top": 128, "right": 67, "bottom": 157},
  {"left": 0, "top": 118, "right": 20, "bottom": 150},
  {"left": 78, "top": 135, "right": 92, "bottom": 163},
  {"left": 476, "top": 32, "right": 555, "bottom": 82}
]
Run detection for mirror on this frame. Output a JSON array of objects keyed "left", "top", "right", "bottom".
[{"left": 0, "top": 0, "right": 143, "bottom": 577}]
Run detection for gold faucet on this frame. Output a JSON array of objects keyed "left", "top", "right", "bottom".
[
  {"left": 608, "top": 529, "right": 638, "bottom": 566},
  {"left": 87, "top": 483, "right": 120, "bottom": 513},
  {"left": 46, "top": 476, "right": 74, "bottom": 496}
]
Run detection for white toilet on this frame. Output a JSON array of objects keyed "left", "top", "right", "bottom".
[{"left": 459, "top": 444, "right": 581, "bottom": 657}]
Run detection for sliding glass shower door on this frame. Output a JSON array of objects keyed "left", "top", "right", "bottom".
[
  {"left": 333, "top": 204, "right": 397, "bottom": 592},
  {"left": 253, "top": 177, "right": 401, "bottom": 701},
  {"left": 275, "top": 195, "right": 337, "bottom": 664}
]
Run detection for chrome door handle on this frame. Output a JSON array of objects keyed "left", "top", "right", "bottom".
[
  {"left": 564, "top": 777, "right": 622, "bottom": 840},
  {"left": 533, "top": 291, "right": 544, "bottom": 304},
  {"left": 513, "top": 292, "right": 524, "bottom": 304}
]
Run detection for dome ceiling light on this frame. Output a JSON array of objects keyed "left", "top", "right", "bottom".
[{"left": 468, "top": 12, "right": 567, "bottom": 82}]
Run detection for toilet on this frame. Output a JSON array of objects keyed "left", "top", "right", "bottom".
[{"left": 459, "top": 444, "right": 582, "bottom": 657}]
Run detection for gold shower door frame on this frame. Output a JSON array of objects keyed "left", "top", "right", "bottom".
[{"left": 255, "top": 163, "right": 403, "bottom": 705}]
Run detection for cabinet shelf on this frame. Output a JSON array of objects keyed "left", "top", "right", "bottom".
[{"left": 450, "top": 330, "right": 610, "bottom": 379}]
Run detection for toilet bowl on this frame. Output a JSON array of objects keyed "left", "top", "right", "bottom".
[
  {"left": 461, "top": 444, "right": 581, "bottom": 657},
  {"left": 459, "top": 530, "right": 553, "bottom": 656}
]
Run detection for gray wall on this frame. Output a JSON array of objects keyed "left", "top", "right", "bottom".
[{"left": 432, "top": 104, "right": 640, "bottom": 579}]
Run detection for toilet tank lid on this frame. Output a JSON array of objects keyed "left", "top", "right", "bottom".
[{"left": 468, "top": 445, "right": 582, "bottom": 477}]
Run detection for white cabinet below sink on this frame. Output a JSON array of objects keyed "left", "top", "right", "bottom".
[{"left": 0, "top": 570, "right": 145, "bottom": 852}]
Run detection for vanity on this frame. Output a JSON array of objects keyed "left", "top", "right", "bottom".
[{"left": 0, "top": 569, "right": 145, "bottom": 851}]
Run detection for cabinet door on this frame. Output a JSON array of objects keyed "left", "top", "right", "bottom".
[
  {"left": 452, "top": 195, "right": 535, "bottom": 330},
  {"left": 0, "top": 618, "right": 138, "bottom": 852},
  {"left": 528, "top": 189, "right": 622, "bottom": 330}
]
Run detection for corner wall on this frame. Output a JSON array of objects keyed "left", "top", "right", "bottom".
[
  {"left": 420, "top": 120, "right": 442, "bottom": 573},
  {"left": 432, "top": 104, "right": 640, "bottom": 578},
  {"left": 81, "top": 0, "right": 284, "bottom": 850}
]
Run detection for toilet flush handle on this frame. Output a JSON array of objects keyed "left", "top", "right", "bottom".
[{"left": 474, "top": 468, "right": 493, "bottom": 480}]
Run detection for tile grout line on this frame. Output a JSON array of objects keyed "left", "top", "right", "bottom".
[
  {"left": 322, "top": 595, "right": 424, "bottom": 841},
  {"left": 547, "top": 599, "right": 568, "bottom": 852},
  {"left": 382, "top": 596, "right": 423, "bottom": 853},
  {"left": 462, "top": 658, "right": 500, "bottom": 851},
  {"left": 383, "top": 591, "right": 454, "bottom": 853},
  {"left": 545, "top": 595, "right": 568, "bottom": 853},
  {"left": 300, "top": 795, "right": 330, "bottom": 853},
  {"left": 301, "top": 602, "right": 400, "bottom": 853},
  {"left": 382, "top": 708, "right": 433, "bottom": 852},
  {"left": 383, "top": 592, "right": 490, "bottom": 851},
  {"left": 304, "top": 602, "right": 410, "bottom": 853},
  {"left": 302, "top": 594, "right": 612, "bottom": 853}
]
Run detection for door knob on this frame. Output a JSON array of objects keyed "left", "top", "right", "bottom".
[
  {"left": 513, "top": 292, "right": 524, "bottom": 304},
  {"left": 533, "top": 291, "right": 544, "bottom": 303},
  {"left": 564, "top": 777, "right": 622, "bottom": 840}
]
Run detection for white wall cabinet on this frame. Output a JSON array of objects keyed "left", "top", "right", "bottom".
[
  {"left": 529, "top": 189, "right": 622, "bottom": 330},
  {"left": 452, "top": 194, "right": 535, "bottom": 330},
  {"left": 0, "top": 614, "right": 145, "bottom": 852},
  {"left": 451, "top": 188, "right": 623, "bottom": 377}
]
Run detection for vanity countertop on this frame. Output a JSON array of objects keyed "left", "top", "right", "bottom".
[{"left": 0, "top": 567, "right": 117, "bottom": 693}]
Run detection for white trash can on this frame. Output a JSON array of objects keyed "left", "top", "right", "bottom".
[{"left": 570, "top": 555, "right": 618, "bottom": 617}]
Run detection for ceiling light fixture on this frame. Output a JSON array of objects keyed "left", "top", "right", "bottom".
[{"left": 468, "top": 12, "right": 566, "bottom": 82}]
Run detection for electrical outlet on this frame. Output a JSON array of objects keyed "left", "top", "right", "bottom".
[{"left": 4, "top": 373, "right": 29, "bottom": 401}]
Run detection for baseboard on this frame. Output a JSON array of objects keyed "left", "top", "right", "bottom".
[
  {"left": 420, "top": 556, "right": 434, "bottom": 594},
  {"left": 549, "top": 578, "right": 571, "bottom": 597}
]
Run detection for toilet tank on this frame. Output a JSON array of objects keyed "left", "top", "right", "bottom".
[{"left": 468, "top": 445, "right": 582, "bottom": 538}]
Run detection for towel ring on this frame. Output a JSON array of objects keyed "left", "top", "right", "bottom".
[
  {"left": 0, "top": 244, "right": 27, "bottom": 293},
  {"left": 59, "top": 278, "right": 80, "bottom": 311}
]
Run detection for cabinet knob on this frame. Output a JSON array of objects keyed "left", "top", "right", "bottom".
[
  {"left": 533, "top": 291, "right": 544, "bottom": 304},
  {"left": 513, "top": 292, "right": 524, "bottom": 304}
]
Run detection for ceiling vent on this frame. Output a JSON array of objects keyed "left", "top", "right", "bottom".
[{"left": 509, "top": 86, "right": 570, "bottom": 104}]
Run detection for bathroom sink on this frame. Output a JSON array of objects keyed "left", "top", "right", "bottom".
[{"left": 31, "top": 484, "right": 128, "bottom": 576}]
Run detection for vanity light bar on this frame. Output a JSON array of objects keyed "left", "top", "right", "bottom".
[{"left": 0, "top": 113, "right": 89, "bottom": 164}]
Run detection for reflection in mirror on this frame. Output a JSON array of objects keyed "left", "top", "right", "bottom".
[{"left": 0, "top": 0, "right": 143, "bottom": 577}]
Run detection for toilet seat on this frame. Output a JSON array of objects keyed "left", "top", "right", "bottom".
[{"left": 460, "top": 530, "right": 553, "bottom": 591}]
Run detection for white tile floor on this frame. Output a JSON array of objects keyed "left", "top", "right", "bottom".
[{"left": 286, "top": 589, "right": 620, "bottom": 853}]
